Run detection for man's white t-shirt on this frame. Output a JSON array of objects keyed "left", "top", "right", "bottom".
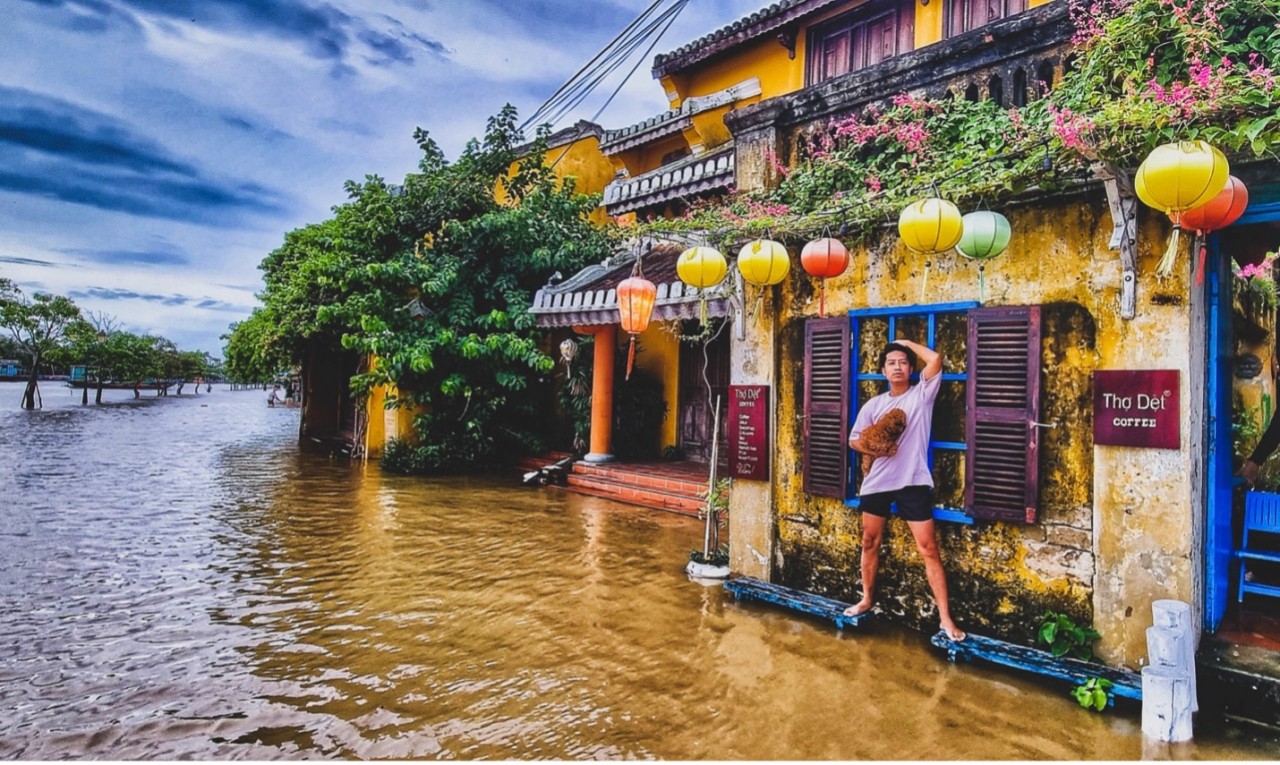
[{"left": 850, "top": 368, "right": 943, "bottom": 495}]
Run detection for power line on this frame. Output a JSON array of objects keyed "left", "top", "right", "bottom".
[
  {"left": 521, "top": 0, "right": 669, "bottom": 130},
  {"left": 522, "top": 0, "right": 688, "bottom": 132}
]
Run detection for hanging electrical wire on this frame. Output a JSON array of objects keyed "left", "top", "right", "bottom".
[
  {"left": 536, "top": 0, "right": 689, "bottom": 129},
  {"left": 521, "top": 0, "right": 690, "bottom": 132},
  {"left": 520, "top": 0, "right": 669, "bottom": 130}
]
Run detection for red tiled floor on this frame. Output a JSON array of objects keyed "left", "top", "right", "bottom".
[{"left": 1220, "top": 606, "right": 1280, "bottom": 652}]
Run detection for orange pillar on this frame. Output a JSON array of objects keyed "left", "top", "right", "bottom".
[{"left": 585, "top": 323, "right": 616, "bottom": 463}]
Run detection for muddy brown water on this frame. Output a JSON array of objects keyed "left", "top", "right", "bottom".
[{"left": 0, "top": 380, "right": 1276, "bottom": 759}]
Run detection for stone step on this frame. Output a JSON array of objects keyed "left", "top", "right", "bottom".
[
  {"left": 570, "top": 461, "right": 709, "bottom": 497},
  {"left": 563, "top": 473, "right": 704, "bottom": 516}
]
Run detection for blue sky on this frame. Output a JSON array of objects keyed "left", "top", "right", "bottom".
[{"left": 0, "top": 0, "right": 746, "bottom": 356}]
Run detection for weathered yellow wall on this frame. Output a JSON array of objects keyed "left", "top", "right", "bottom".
[
  {"left": 615, "top": 134, "right": 691, "bottom": 177},
  {"left": 672, "top": 36, "right": 800, "bottom": 108},
  {"left": 730, "top": 281, "right": 780, "bottom": 580},
  {"left": 501, "top": 133, "right": 615, "bottom": 224},
  {"left": 749, "top": 186, "right": 1193, "bottom": 667},
  {"left": 635, "top": 322, "right": 681, "bottom": 450}
]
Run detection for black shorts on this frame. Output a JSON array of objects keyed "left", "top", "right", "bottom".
[{"left": 859, "top": 485, "right": 934, "bottom": 522}]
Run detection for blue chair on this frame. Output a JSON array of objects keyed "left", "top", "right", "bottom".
[{"left": 1238, "top": 491, "right": 1280, "bottom": 602}]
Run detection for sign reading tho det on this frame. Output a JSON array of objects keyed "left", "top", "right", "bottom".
[
  {"left": 1093, "top": 370, "right": 1179, "bottom": 449},
  {"left": 728, "top": 385, "right": 769, "bottom": 481}
]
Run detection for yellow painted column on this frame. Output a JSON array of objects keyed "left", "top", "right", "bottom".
[{"left": 586, "top": 324, "right": 617, "bottom": 463}]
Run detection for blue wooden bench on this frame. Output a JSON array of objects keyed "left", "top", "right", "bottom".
[
  {"left": 722, "top": 577, "right": 873, "bottom": 629},
  {"left": 1239, "top": 491, "right": 1280, "bottom": 603},
  {"left": 931, "top": 632, "right": 1143, "bottom": 704}
]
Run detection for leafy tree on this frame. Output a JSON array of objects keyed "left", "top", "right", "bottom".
[
  {"left": 227, "top": 105, "right": 615, "bottom": 470},
  {"left": 0, "top": 279, "right": 82, "bottom": 409}
]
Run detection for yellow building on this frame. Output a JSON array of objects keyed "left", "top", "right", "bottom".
[{"left": 531, "top": 0, "right": 1280, "bottom": 705}]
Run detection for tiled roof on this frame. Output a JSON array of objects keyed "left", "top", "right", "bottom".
[
  {"left": 531, "top": 241, "right": 735, "bottom": 328},
  {"left": 513, "top": 120, "right": 604, "bottom": 157},
  {"left": 599, "top": 111, "right": 692, "bottom": 155},
  {"left": 652, "top": 0, "right": 842, "bottom": 78},
  {"left": 598, "top": 77, "right": 761, "bottom": 155}
]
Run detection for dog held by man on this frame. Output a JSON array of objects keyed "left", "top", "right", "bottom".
[{"left": 844, "top": 338, "right": 965, "bottom": 641}]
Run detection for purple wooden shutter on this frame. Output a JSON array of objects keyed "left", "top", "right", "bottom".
[
  {"left": 804, "top": 317, "right": 850, "bottom": 498},
  {"left": 965, "top": 306, "right": 1042, "bottom": 523}
]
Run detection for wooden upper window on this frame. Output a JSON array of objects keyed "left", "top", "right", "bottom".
[
  {"left": 945, "top": 0, "right": 1028, "bottom": 38},
  {"left": 806, "top": 0, "right": 914, "bottom": 86}
]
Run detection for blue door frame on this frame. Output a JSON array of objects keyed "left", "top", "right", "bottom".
[{"left": 1204, "top": 200, "right": 1280, "bottom": 632}]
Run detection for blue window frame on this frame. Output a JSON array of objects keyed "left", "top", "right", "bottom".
[{"left": 845, "top": 301, "right": 979, "bottom": 524}]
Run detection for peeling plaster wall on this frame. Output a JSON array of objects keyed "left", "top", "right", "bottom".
[
  {"left": 729, "top": 284, "right": 780, "bottom": 581},
  {"left": 736, "top": 180, "right": 1195, "bottom": 667}
]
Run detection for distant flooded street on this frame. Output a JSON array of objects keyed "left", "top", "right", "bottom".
[{"left": 0, "top": 380, "right": 1276, "bottom": 759}]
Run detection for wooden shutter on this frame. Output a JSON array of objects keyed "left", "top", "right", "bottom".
[
  {"left": 804, "top": 317, "right": 849, "bottom": 498},
  {"left": 965, "top": 306, "right": 1042, "bottom": 522}
]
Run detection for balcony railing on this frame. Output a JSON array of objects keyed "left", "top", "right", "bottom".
[{"left": 602, "top": 146, "right": 735, "bottom": 217}]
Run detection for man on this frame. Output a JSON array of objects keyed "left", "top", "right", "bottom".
[
  {"left": 268, "top": 384, "right": 283, "bottom": 407},
  {"left": 844, "top": 338, "right": 965, "bottom": 641}
]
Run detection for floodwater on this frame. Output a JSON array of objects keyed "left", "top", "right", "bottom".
[{"left": 0, "top": 381, "right": 1276, "bottom": 760}]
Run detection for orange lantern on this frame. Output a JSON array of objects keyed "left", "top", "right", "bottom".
[
  {"left": 801, "top": 237, "right": 850, "bottom": 316},
  {"left": 617, "top": 271, "right": 657, "bottom": 380},
  {"left": 1171, "top": 175, "right": 1248, "bottom": 285}
]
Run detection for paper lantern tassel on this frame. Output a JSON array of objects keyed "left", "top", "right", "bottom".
[
  {"left": 1157, "top": 221, "right": 1182, "bottom": 278},
  {"left": 626, "top": 336, "right": 637, "bottom": 380},
  {"left": 919, "top": 260, "right": 931, "bottom": 303},
  {"left": 978, "top": 264, "right": 987, "bottom": 304}
]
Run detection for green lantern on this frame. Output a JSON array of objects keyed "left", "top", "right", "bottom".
[
  {"left": 956, "top": 211, "right": 1011, "bottom": 260},
  {"left": 956, "top": 211, "right": 1010, "bottom": 303}
]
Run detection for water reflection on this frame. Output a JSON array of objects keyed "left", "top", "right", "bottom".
[{"left": 0, "top": 382, "right": 1276, "bottom": 759}]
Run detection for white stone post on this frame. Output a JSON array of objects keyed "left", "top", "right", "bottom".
[
  {"left": 1152, "top": 599, "right": 1197, "bottom": 711},
  {"left": 1142, "top": 599, "right": 1195, "bottom": 743},
  {"left": 1141, "top": 665, "right": 1194, "bottom": 742}
]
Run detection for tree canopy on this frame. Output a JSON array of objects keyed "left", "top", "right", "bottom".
[{"left": 225, "top": 105, "right": 615, "bottom": 469}]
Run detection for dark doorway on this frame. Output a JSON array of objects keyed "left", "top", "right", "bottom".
[{"left": 678, "top": 321, "right": 730, "bottom": 463}]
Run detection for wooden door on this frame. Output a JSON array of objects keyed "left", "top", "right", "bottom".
[{"left": 678, "top": 324, "right": 730, "bottom": 463}]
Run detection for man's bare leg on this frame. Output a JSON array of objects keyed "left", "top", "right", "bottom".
[
  {"left": 907, "top": 518, "right": 965, "bottom": 640},
  {"left": 844, "top": 513, "right": 886, "bottom": 617}
]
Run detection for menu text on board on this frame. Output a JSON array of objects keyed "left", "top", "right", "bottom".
[{"left": 728, "top": 385, "right": 769, "bottom": 481}]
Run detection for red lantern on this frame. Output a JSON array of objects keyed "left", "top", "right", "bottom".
[
  {"left": 617, "top": 273, "right": 656, "bottom": 380},
  {"left": 1170, "top": 175, "right": 1248, "bottom": 285},
  {"left": 801, "top": 237, "right": 850, "bottom": 317}
]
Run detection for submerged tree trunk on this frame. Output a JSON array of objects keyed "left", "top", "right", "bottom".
[
  {"left": 81, "top": 380, "right": 88, "bottom": 405},
  {"left": 133, "top": 382, "right": 141, "bottom": 399},
  {"left": 21, "top": 370, "right": 40, "bottom": 410},
  {"left": 95, "top": 379, "right": 104, "bottom": 404}
]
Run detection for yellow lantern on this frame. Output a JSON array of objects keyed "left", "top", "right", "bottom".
[
  {"left": 1135, "top": 140, "right": 1230, "bottom": 278},
  {"left": 898, "top": 198, "right": 963, "bottom": 254},
  {"left": 676, "top": 245, "right": 727, "bottom": 288},
  {"left": 1136, "top": 140, "right": 1229, "bottom": 215},
  {"left": 737, "top": 238, "right": 790, "bottom": 286},
  {"left": 677, "top": 245, "right": 726, "bottom": 326}
]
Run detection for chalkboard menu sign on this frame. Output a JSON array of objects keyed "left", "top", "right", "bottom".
[
  {"left": 1093, "top": 370, "right": 1179, "bottom": 449},
  {"left": 728, "top": 385, "right": 769, "bottom": 481}
]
